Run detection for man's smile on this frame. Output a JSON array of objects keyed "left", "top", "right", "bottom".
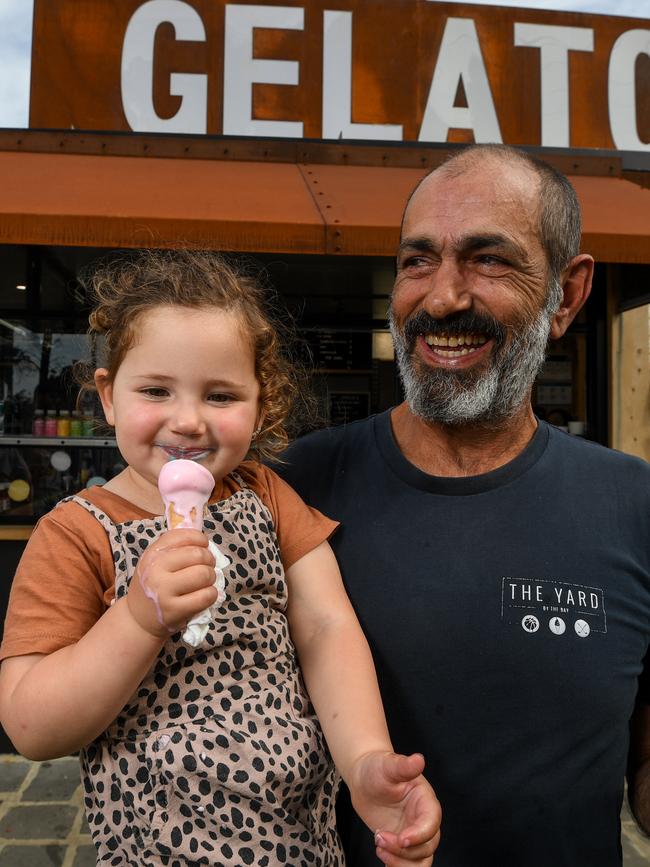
[
  {"left": 418, "top": 332, "right": 493, "bottom": 366},
  {"left": 423, "top": 332, "right": 488, "bottom": 358}
]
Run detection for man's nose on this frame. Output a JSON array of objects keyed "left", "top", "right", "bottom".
[{"left": 421, "top": 259, "right": 472, "bottom": 320}]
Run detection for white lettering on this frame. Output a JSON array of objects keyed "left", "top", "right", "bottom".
[
  {"left": 418, "top": 18, "right": 502, "bottom": 144},
  {"left": 566, "top": 589, "right": 575, "bottom": 605},
  {"left": 223, "top": 4, "right": 304, "bottom": 137},
  {"left": 509, "top": 583, "right": 518, "bottom": 600},
  {"left": 322, "top": 11, "right": 402, "bottom": 141},
  {"left": 578, "top": 590, "right": 586, "bottom": 606},
  {"left": 522, "top": 585, "right": 532, "bottom": 601},
  {"left": 121, "top": 0, "right": 207, "bottom": 133},
  {"left": 590, "top": 592, "right": 599, "bottom": 609},
  {"left": 554, "top": 587, "right": 562, "bottom": 603},
  {"left": 536, "top": 586, "right": 543, "bottom": 602},
  {"left": 514, "top": 23, "right": 593, "bottom": 147},
  {"left": 609, "top": 29, "right": 650, "bottom": 151}
]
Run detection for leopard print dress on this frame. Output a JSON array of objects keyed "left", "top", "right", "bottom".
[{"left": 65, "top": 475, "right": 343, "bottom": 866}]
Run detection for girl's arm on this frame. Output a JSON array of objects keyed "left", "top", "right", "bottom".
[
  {"left": 0, "top": 528, "right": 217, "bottom": 760},
  {"left": 286, "top": 541, "right": 441, "bottom": 867}
]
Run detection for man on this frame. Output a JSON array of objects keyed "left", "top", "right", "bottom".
[{"left": 277, "top": 144, "right": 650, "bottom": 866}]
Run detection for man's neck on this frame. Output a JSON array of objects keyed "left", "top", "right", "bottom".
[{"left": 390, "top": 401, "right": 539, "bottom": 477}]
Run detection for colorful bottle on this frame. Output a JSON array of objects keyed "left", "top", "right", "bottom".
[
  {"left": 80, "top": 460, "right": 91, "bottom": 487},
  {"left": 81, "top": 414, "right": 94, "bottom": 437},
  {"left": 57, "top": 410, "right": 71, "bottom": 437},
  {"left": 32, "top": 409, "right": 45, "bottom": 436},
  {"left": 45, "top": 410, "right": 57, "bottom": 437},
  {"left": 70, "top": 411, "right": 82, "bottom": 437}
]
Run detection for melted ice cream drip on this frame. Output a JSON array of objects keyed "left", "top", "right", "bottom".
[{"left": 157, "top": 459, "right": 229, "bottom": 646}]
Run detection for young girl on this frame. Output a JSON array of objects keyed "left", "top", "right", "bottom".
[{"left": 0, "top": 252, "right": 439, "bottom": 867}]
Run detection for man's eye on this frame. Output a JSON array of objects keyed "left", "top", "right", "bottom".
[
  {"left": 400, "top": 256, "right": 430, "bottom": 270},
  {"left": 141, "top": 387, "right": 168, "bottom": 398},
  {"left": 477, "top": 254, "right": 507, "bottom": 267}
]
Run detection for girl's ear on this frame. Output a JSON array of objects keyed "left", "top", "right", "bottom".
[
  {"left": 94, "top": 369, "right": 115, "bottom": 427},
  {"left": 250, "top": 408, "right": 265, "bottom": 445}
]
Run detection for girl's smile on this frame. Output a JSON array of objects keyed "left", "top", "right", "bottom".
[
  {"left": 154, "top": 444, "right": 215, "bottom": 461},
  {"left": 95, "top": 305, "right": 261, "bottom": 513}
]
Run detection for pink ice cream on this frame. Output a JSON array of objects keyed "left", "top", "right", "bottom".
[{"left": 158, "top": 459, "right": 215, "bottom": 531}]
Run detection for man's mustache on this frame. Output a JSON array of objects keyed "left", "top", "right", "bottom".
[{"left": 401, "top": 310, "right": 506, "bottom": 349}]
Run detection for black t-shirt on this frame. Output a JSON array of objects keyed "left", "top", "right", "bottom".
[{"left": 276, "top": 412, "right": 650, "bottom": 867}]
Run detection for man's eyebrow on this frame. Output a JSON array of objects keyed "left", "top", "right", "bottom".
[
  {"left": 398, "top": 237, "right": 440, "bottom": 256},
  {"left": 456, "top": 233, "right": 527, "bottom": 259},
  {"left": 398, "top": 234, "right": 529, "bottom": 260}
]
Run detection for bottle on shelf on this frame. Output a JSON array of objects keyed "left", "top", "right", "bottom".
[
  {"left": 33, "top": 409, "right": 45, "bottom": 436},
  {"left": 70, "top": 410, "right": 82, "bottom": 437},
  {"left": 81, "top": 414, "right": 94, "bottom": 437},
  {"left": 44, "top": 410, "right": 58, "bottom": 437},
  {"left": 57, "top": 410, "right": 71, "bottom": 437},
  {"left": 80, "top": 459, "right": 91, "bottom": 487}
]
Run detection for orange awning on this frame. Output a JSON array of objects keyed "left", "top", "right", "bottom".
[{"left": 0, "top": 150, "right": 648, "bottom": 262}]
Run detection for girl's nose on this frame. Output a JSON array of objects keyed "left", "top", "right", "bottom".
[{"left": 169, "top": 402, "right": 207, "bottom": 436}]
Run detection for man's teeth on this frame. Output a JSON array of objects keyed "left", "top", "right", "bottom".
[{"left": 423, "top": 334, "right": 487, "bottom": 356}]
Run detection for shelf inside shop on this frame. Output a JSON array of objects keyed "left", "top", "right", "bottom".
[{"left": 0, "top": 435, "right": 117, "bottom": 448}]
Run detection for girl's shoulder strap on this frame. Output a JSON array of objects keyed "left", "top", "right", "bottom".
[
  {"left": 228, "top": 470, "right": 248, "bottom": 490},
  {"left": 56, "top": 494, "right": 118, "bottom": 534}
]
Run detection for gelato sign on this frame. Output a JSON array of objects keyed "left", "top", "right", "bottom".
[{"left": 30, "top": 0, "right": 650, "bottom": 151}]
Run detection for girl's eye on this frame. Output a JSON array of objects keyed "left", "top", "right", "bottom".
[
  {"left": 141, "top": 387, "right": 169, "bottom": 398},
  {"left": 208, "top": 393, "right": 233, "bottom": 404}
]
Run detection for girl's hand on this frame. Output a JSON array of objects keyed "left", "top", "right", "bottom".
[
  {"left": 348, "top": 751, "right": 441, "bottom": 866},
  {"left": 126, "top": 529, "right": 217, "bottom": 639}
]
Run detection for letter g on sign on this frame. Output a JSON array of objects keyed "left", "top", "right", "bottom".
[{"left": 121, "top": 0, "right": 207, "bottom": 134}]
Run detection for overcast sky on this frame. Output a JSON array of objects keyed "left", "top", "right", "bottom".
[{"left": 0, "top": 0, "right": 648, "bottom": 128}]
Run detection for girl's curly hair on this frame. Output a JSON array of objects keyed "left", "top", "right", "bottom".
[{"left": 76, "top": 249, "right": 312, "bottom": 461}]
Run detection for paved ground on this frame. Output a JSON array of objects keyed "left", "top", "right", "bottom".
[{"left": 0, "top": 754, "right": 649, "bottom": 865}]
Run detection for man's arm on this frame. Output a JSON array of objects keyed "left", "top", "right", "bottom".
[{"left": 627, "top": 700, "right": 650, "bottom": 833}]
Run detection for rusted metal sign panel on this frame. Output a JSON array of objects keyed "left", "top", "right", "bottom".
[{"left": 29, "top": 0, "right": 650, "bottom": 151}]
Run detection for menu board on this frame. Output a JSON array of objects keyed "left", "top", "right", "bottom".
[
  {"left": 309, "top": 331, "right": 372, "bottom": 371},
  {"left": 328, "top": 392, "right": 371, "bottom": 426}
]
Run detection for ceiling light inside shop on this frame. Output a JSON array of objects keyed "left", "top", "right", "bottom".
[{"left": 15, "top": 284, "right": 26, "bottom": 291}]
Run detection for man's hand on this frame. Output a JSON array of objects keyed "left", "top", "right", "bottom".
[
  {"left": 348, "top": 750, "right": 441, "bottom": 866},
  {"left": 127, "top": 529, "right": 217, "bottom": 638}
]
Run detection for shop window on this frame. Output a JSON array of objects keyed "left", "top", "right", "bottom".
[
  {"left": 533, "top": 310, "right": 588, "bottom": 436},
  {"left": 0, "top": 246, "right": 30, "bottom": 311}
]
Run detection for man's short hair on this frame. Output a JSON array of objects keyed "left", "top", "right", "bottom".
[{"left": 404, "top": 144, "right": 582, "bottom": 283}]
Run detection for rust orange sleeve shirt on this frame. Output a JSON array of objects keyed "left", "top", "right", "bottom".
[{"left": 0, "top": 463, "right": 338, "bottom": 661}]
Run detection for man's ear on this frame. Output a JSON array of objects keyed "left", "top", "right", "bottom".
[
  {"left": 94, "top": 368, "right": 115, "bottom": 427},
  {"left": 549, "top": 254, "right": 594, "bottom": 340}
]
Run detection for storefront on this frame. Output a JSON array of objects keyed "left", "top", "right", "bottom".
[{"left": 0, "top": 1, "right": 649, "bottom": 751}]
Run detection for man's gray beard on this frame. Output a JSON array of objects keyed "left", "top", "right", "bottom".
[{"left": 389, "top": 284, "right": 562, "bottom": 426}]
